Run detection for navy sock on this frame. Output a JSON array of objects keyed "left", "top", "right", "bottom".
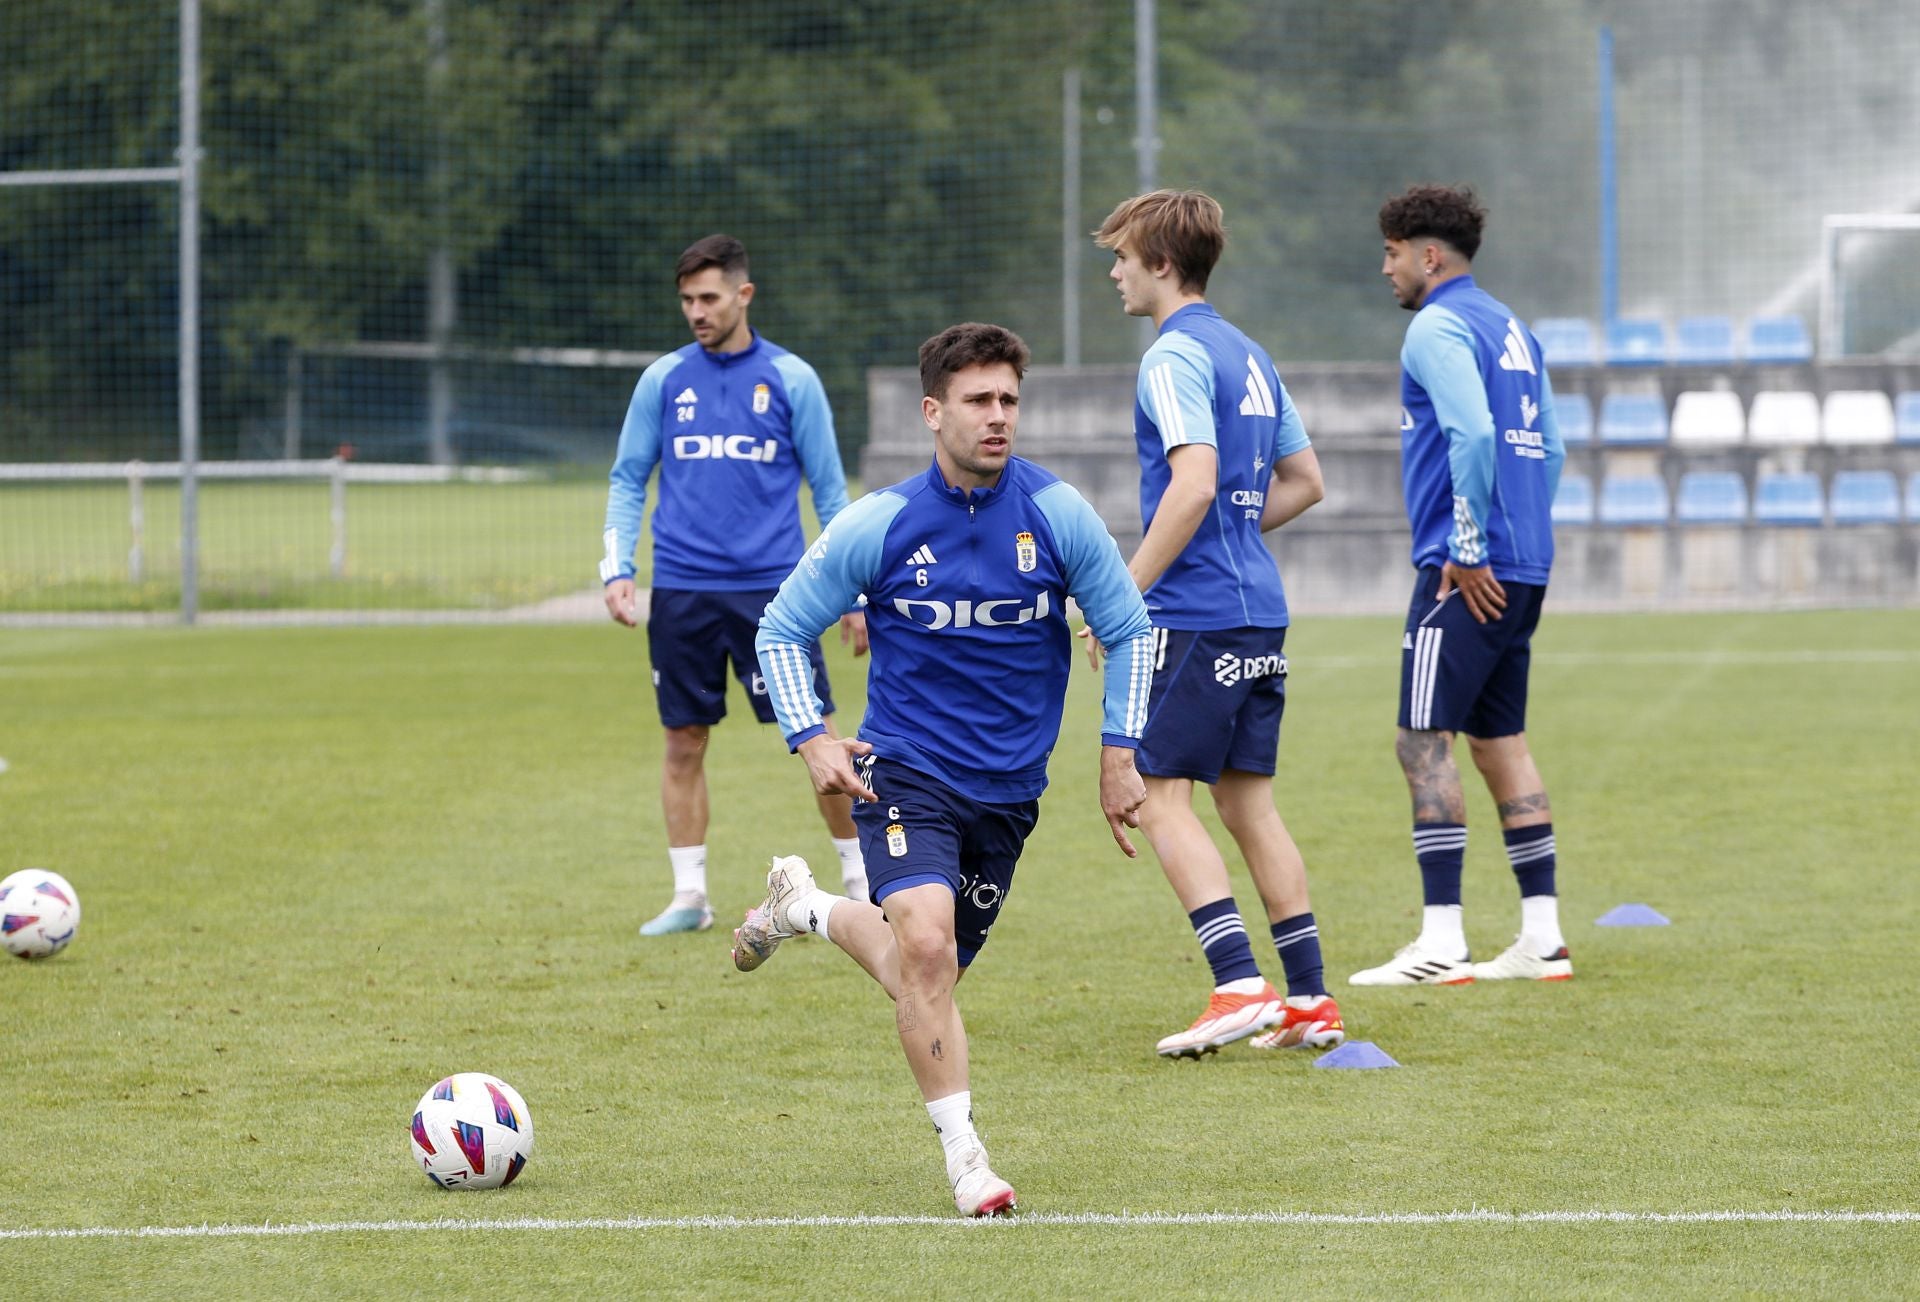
[
  {"left": 1414, "top": 822, "right": 1467, "bottom": 906},
  {"left": 1270, "top": 912, "right": 1326, "bottom": 998},
  {"left": 1503, "top": 823, "right": 1557, "bottom": 898},
  {"left": 1188, "top": 898, "right": 1262, "bottom": 986}
]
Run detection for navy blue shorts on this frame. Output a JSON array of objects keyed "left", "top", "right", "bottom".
[
  {"left": 851, "top": 757, "right": 1039, "bottom": 969},
  {"left": 1136, "top": 626, "right": 1289, "bottom": 783},
  {"left": 1398, "top": 567, "right": 1546, "bottom": 737},
  {"left": 647, "top": 587, "right": 835, "bottom": 729}
]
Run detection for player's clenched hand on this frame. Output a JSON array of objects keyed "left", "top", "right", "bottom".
[
  {"left": 797, "top": 734, "right": 877, "bottom": 802},
  {"left": 1077, "top": 625, "right": 1105, "bottom": 671},
  {"left": 1438, "top": 561, "right": 1506, "bottom": 625},
  {"left": 1098, "top": 745, "right": 1145, "bottom": 858},
  {"left": 840, "top": 610, "right": 870, "bottom": 657},
  {"left": 604, "top": 578, "right": 639, "bottom": 627}
]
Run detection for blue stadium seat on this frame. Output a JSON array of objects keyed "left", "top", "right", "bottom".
[
  {"left": 1555, "top": 392, "right": 1594, "bottom": 446},
  {"left": 1753, "top": 472, "right": 1824, "bottom": 525},
  {"left": 1743, "top": 315, "right": 1813, "bottom": 363},
  {"left": 1829, "top": 470, "right": 1900, "bottom": 525},
  {"left": 1534, "top": 317, "right": 1598, "bottom": 368},
  {"left": 1674, "top": 316, "right": 1736, "bottom": 365},
  {"left": 1894, "top": 392, "right": 1920, "bottom": 444},
  {"left": 1552, "top": 473, "right": 1594, "bottom": 526},
  {"left": 1598, "top": 475, "right": 1669, "bottom": 525},
  {"left": 1675, "top": 471, "right": 1747, "bottom": 524},
  {"left": 1599, "top": 391, "right": 1668, "bottom": 445},
  {"left": 1604, "top": 317, "right": 1669, "bottom": 366},
  {"left": 1909, "top": 473, "right": 1920, "bottom": 522}
]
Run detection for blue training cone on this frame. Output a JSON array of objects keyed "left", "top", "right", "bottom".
[
  {"left": 1314, "top": 1041, "right": 1399, "bottom": 1070},
  {"left": 1596, "top": 903, "right": 1670, "bottom": 926}
]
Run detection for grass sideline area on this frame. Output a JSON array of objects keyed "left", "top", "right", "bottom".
[{"left": 2, "top": 609, "right": 1916, "bottom": 1296}]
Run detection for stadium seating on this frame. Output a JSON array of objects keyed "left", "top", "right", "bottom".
[
  {"left": 1829, "top": 470, "right": 1901, "bottom": 524},
  {"left": 1675, "top": 471, "right": 1748, "bottom": 524},
  {"left": 1897, "top": 392, "right": 1920, "bottom": 445},
  {"left": 1598, "top": 475, "right": 1669, "bottom": 525},
  {"left": 1605, "top": 317, "right": 1669, "bottom": 366},
  {"left": 1743, "top": 314, "right": 1814, "bottom": 363},
  {"left": 1555, "top": 392, "right": 1594, "bottom": 446},
  {"left": 1599, "top": 391, "right": 1669, "bottom": 445},
  {"left": 1674, "top": 316, "right": 1737, "bottom": 365},
  {"left": 1669, "top": 390, "right": 1745, "bottom": 447},
  {"left": 1753, "top": 472, "right": 1824, "bottom": 525},
  {"left": 1746, "top": 390, "right": 1821, "bottom": 446},
  {"left": 1534, "top": 317, "right": 1598, "bottom": 368},
  {"left": 1909, "top": 473, "right": 1920, "bottom": 522},
  {"left": 1820, "top": 389, "right": 1896, "bottom": 445},
  {"left": 1551, "top": 473, "right": 1594, "bottom": 525}
]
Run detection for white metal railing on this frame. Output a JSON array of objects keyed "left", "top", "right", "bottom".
[{"left": 0, "top": 459, "right": 533, "bottom": 582}]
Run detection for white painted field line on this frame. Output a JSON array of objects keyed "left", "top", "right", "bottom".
[
  {"left": 3, "top": 1209, "right": 1917, "bottom": 1241},
  {"left": 1300, "top": 648, "right": 1920, "bottom": 672}
]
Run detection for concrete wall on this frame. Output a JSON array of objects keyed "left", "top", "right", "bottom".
[{"left": 862, "top": 361, "right": 1920, "bottom": 614}]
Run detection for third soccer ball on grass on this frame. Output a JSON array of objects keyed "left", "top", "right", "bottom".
[
  {"left": 1, "top": 868, "right": 81, "bottom": 959},
  {"left": 409, "top": 1072, "right": 535, "bottom": 1189}
]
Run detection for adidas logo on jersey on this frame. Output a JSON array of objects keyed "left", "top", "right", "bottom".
[
  {"left": 674, "top": 387, "right": 698, "bottom": 404},
  {"left": 906, "top": 544, "right": 938, "bottom": 567},
  {"left": 1238, "top": 355, "right": 1277, "bottom": 417},
  {"left": 1496, "top": 319, "right": 1536, "bottom": 374}
]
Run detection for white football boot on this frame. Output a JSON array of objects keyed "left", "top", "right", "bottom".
[
  {"left": 948, "top": 1144, "right": 1017, "bottom": 1218},
  {"left": 1472, "top": 936, "right": 1573, "bottom": 981},
  {"left": 730, "top": 855, "right": 816, "bottom": 973},
  {"left": 1347, "top": 940, "right": 1475, "bottom": 986}
]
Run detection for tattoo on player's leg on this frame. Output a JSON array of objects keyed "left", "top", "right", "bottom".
[
  {"left": 930, "top": 1038, "right": 943, "bottom": 1060},
  {"left": 897, "top": 998, "right": 917, "bottom": 1034},
  {"left": 1397, "top": 729, "right": 1466, "bottom": 823},
  {"left": 1497, "top": 792, "right": 1551, "bottom": 821}
]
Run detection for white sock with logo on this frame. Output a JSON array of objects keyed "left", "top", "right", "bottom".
[
  {"left": 1419, "top": 904, "right": 1467, "bottom": 958},
  {"left": 831, "top": 836, "right": 868, "bottom": 903},
  {"left": 666, "top": 844, "right": 707, "bottom": 907},
  {"left": 926, "top": 1091, "right": 979, "bottom": 1172},
  {"left": 784, "top": 889, "right": 841, "bottom": 942}
]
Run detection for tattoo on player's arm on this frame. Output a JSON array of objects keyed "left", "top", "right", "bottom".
[
  {"left": 1497, "top": 792, "right": 1552, "bottom": 819},
  {"left": 897, "top": 998, "right": 917, "bottom": 1034}
]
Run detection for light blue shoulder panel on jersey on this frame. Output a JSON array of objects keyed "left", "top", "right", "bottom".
[
  {"left": 1137, "top": 330, "right": 1218, "bottom": 451},
  {"left": 771, "top": 351, "right": 850, "bottom": 528},
  {"left": 1537, "top": 369, "right": 1566, "bottom": 503},
  {"left": 1272, "top": 380, "right": 1310, "bottom": 462},
  {"left": 600, "top": 351, "right": 689, "bottom": 582},
  {"left": 1402, "top": 304, "right": 1496, "bottom": 566},
  {"left": 1032, "top": 481, "right": 1155, "bottom": 745},
  {"left": 755, "top": 488, "right": 907, "bottom": 748}
]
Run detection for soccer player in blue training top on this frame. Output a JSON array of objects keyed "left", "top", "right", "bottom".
[
  {"left": 601, "top": 235, "right": 870, "bottom": 937},
  {"left": 1349, "top": 184, "right": 1571, "bottom": 986},
  {"left": 735, "top": 322, "right": 1155, "bottom": 1217},
  {"left": 1093, "top": 189, "right": 1346, "bottom": 1059}
]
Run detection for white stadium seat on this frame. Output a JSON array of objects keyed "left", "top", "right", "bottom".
[
  {"left": 1669, "top": 390, "right": 1745, "bottom": 447},
  {"left": 1820, "top": 390, "right": 1896, "bottom": 446},
  {"left": 1746, "top": 391, "right": 1820, "bottom": 447}
]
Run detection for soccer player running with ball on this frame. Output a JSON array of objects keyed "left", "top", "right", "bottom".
[
  {"left": 738, "top": 323, "right": 1154, "bottom": 1216},
  {"left": 1349, "top": 185, "right": 1571, "bottom": 987},
  {"left": 1092, "top": 190, "right": 1346, "bottom": 1059},
  {"left": 601, "top": 235, "right": 871, "bottom": 937}
]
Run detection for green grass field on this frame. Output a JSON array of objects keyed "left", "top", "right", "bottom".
[{"left": 3, "top": 609, "right": 1917, "bottom": 1297}]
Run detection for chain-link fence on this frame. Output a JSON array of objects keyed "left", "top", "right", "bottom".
[{"left": 4, "top": 0, "right": 1917, "bottom": 616}]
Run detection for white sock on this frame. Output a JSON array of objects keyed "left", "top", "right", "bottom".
[
  {"left": 927, "top": 1091, "right": 978, "bottom": 1171},
  {"left": 1520, "top": 895, "right": 1565, "bottom": 953},
  {"left": 667, "top": 844, "right": 707, "bottom": 905},
  {"left": 831, "top": 836, "right": 868, "bottom": 903},
  {"left": 1217, "top": 975, "right": 1269, "bottom": 996},
  {"left": 784, "top": 888, "right": 841, "bottom": 942},
  {"left": 1419, "top": 904, "right": 1467, "bottom": 957}
]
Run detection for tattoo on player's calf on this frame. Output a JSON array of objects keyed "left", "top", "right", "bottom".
[
  {"left": 930, "top": 1038, "right": 943, "bottom": 1060},
  {"left": 1498, "top": 792, "right": 1551, "bottom": 819},
  {"left": 897, "top": 998, "right": 917, "bottom": 1034}
]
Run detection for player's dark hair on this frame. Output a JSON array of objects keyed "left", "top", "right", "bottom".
[
  {"left": 675, "top": 234, "right": 749, "bottom": 284},
  {"left": 1094, "top": 190, "right": 1226, "bottom": 294},
  {"left": 1378, "top": 185, "right": 1486, "bottom": 261},
  {"left": 918, "top": 323, "right": 1030, "bottom": 399}
]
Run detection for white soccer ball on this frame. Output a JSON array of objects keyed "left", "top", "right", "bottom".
[
  {"left": 1, "top": 869, "right": 81, "bottom": 960},
  {"left": 409, "top": 1072, "right": 534, "bottom": 1190}
]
